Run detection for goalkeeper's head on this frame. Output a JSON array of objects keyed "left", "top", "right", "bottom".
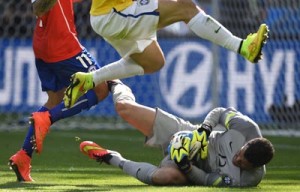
[{"left": 233, "top": 137, "right": 275, "bottom": 170}]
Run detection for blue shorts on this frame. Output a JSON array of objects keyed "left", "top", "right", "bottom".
[{"left": 36, "top": 49, "right": 100, "bottom": 92}]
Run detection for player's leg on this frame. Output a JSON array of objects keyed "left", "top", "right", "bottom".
[
  {"left": 8, "top": 90, "right": 56, "bottom": 182},
  {"left": 66, "top": 41, "right": 164, "bottom": 103},
  {"left": 152, "top": 166, "right": 188, "bottom": 185},
  {"left": 9, "top": 50, "right": 108, "bottom": 181},
  {"left": 64, "top": 57, "right": 145, "bottom": 107},
  {"left": 8, "top": 63, "right": 61, "bottom": 182},
  {"left": 157, "top": 0, "right": 268, "bottom": 63},
  {"left": 158, "top": 0, "right": 241, "bottom": 52},
  {"left": 116, "top": 101, "right": 156, "bottom": 137},
  {"left": 64, "top": 42, "right": 165, "bottom": 108},
  {"left": 107, "top": 80, "right": 156, "bottom": 137},
  {"left": 130, "top": 41, "right": 165, "bottom": 73},
  {"left": 31, "top": 50, "right": 109, "bottom": 154},
  {"left": 64, "top": 1, "right": 162, "bottom": 108},
  {"left": 109, "top": 79, "right": 200, "bottom": 143},
  {"left": 92, "top": 40, "right": 165, "bottom": 83},
  {"left": 9, "top": 94, "right": 108, "bottom": 182},
  {"left": 44, "top": 89, "right": 65, "bottom": 109},
  {"left": 80, "top": 140, "right": 186, "bottom": 185}
]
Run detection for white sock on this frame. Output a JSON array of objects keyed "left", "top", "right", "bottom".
[
  {"left": 111, "top": 82, "right": 136, "bottom": 104},
  {"left": 188, "top": 11, "right": 242, "bottom": 53},
  {"left": 108, "top": 152, "right": 127, "bottom": 167},
  {"left": 92, "top": 58, "right": 144, "bottom": 85}
]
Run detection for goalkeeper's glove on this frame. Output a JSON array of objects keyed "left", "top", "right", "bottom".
[
  {"left": 191, "top": 123, "right": 212, "bottom": 159},
  {"left": 169, "top": 134, "right": 192, "bottom": 173}
]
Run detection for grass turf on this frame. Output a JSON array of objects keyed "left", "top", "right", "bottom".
[{"left": 0, "top": 129, "right": 300, "bottom": 191}]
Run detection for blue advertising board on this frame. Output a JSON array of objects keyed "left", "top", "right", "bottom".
[{"left": 0, "top": 38, "right": 299, "bottom": 124}]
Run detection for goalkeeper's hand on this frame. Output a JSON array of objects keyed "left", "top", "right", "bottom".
[
  {"left": 191, "top": 123, "right": 212, "bottom": 159},
  {"left": 169, "top": 134, "right": 192, "bottom": 173}
]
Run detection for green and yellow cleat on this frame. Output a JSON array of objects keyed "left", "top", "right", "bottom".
[
  {"left": 64, "top": 72, "right": 94, "bottom": 108},
  {"left": 240, "top": 24, "right": 269, "bottom": 63}
]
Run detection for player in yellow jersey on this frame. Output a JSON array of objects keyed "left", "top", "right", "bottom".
[
  {"left": 90, "top": 0, "right": 133, "bottom": 15},
  {"left": 64, "top": 0, "right": 269, "bottom": 108}
]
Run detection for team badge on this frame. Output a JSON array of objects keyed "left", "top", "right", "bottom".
[
  {"left": 139, "top": 0, "right": 149, "bottom": 6},
  {"left": 223, "top": 176, "right": 232, "bottom": 185}
]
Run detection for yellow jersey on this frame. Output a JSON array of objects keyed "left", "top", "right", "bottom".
[{"left": 90, "top": 0, "right": 133, "bottom": 15}]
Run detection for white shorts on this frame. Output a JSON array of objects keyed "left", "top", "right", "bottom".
[
  {"left": 145, "top": 108, "right": 199, "bottom": 154},
  {"left": 90, "top": 0, "right": 159, "bottom": 58}
]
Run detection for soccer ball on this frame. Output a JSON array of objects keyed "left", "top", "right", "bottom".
[{"left": 169, "top": 131, "right": 202, "bottom": 160}]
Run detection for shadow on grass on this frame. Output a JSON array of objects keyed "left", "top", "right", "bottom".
[
  {"left": 0, "top": 182, "right": 150, "bottom": 192},
  {"left": 0, "top": 182, "right": 55, "bottom": 190}
]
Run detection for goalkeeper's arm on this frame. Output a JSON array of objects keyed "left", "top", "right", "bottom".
[
  {"left": 201, "top": 107, "right": 227, "bottom": 128},
  {"left": 186, "top": 165, "right": 233, "bottom": 186}
]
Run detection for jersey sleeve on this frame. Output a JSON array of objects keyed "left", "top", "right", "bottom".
[
  {"left": 187, "top": 165, "right": 233, "bottom": 186},
  {"left": 202, "top": 107, "right": 227, "bottom": 128},
  {"left": 188, "top": 164, "right": 263, "bottom": 187},
  {"left": 203, "top": 107, "right": 262, "bottom": 140},
  {"left": 221, "top": 107, "right": 262, "bottom": 140}
]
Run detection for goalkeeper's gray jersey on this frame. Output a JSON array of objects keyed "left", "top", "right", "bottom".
[
  {"left": 146, "top": 107, "right": 265, "bottom": 187},
  {"left": 203, "top": 107, "right": 265, "bottom": 187}
]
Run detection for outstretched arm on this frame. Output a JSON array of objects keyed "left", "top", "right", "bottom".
[
  {"left": 186, "top": 165, "right": 233, "bottom": 186},
  {"left": 32, "top": 0, "right": 57, "bottom": 17}
]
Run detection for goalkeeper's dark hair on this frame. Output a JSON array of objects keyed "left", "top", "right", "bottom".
[{"left": 244, "top": 138, "right": 275, "bottom": 168}]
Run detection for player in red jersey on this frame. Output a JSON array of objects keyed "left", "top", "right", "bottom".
[{"left": 8, "top": 0, "right": 109, "bottom": 182}]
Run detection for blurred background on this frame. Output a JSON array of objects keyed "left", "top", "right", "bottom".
[{"left": 0, "top": 0, "right": 300, "bottom": 136}]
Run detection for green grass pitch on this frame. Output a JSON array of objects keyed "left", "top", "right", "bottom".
[{"left": 0, "top": 129, "right": 300, "bottom": 191}]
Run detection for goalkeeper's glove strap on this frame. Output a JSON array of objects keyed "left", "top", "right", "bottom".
[{"left": 198, "top": 123, "right": 212, "bottom": 137}]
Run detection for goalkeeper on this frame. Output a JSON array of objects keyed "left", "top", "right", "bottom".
[{"left": 80, "top": 81, "right": 275, "bottom": 187}]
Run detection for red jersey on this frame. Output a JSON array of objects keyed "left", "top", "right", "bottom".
[{"left": 33, "top": 0, "right": 83, "bottom": 63}]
